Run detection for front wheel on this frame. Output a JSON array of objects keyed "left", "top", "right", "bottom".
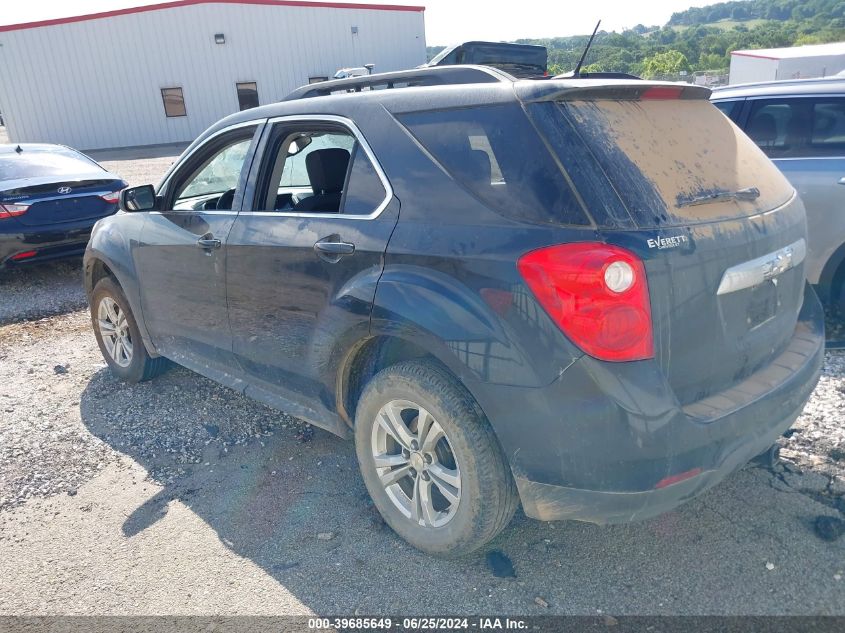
[
  {"left": 90, "top": 277, "right": 169, "bottom": 383},
  {"left": 354, "top": 360, "right": 518, "bottom": 557}
]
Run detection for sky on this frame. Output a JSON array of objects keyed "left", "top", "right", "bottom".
[{"left": 1, "top": 0, "right": 706, "bottom": 44}]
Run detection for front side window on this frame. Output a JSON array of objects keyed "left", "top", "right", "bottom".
[
  {"left": 236, "top": 82, "right": 259, "bottom": 111},
  {"left": 172, "top": 133, "right": 254, "bottom": 210},
  {"left": 258, "top": 124, "right": 386, "bottom": 214},
  {"left": 161, "top": 87, "right": 187, "bottom": 117}
]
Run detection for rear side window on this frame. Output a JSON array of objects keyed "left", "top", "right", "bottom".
[
  {"left": 343, "top": 144, "right": 388, "bottom": 215},
  {"left": 746, "top": 97, "right": 845, "bottom": 158},
  {"left": 255, "top": 124, "right": 387, "bottom": 215},
  {"left": 398, "top": 104, "right": 587, "bottom": 226},
  {"left": 811, "top": 99, "right": 845, "bottom": 152}
]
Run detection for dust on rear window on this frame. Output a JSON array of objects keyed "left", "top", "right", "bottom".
[{"left": 559, "top": 100, "right": 794, "bottom": 227}]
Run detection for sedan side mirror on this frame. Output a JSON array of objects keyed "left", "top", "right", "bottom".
[{"left": 120, "top": 184, "right": 160, "bottom": 212}]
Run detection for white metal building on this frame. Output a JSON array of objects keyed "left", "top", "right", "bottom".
[
  {"left": 729, "top": 42, "right": 845, "bottom": 85},
  {"left": 0, "top": 0, "right": 426, "bottom": 149}
]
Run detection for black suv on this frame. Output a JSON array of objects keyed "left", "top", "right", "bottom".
[{"left": 84, "top": 66, "right": 825, "bottom": 557}]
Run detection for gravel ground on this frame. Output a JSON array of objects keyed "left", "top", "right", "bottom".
[{"left": 0, "top": 309, "right": 844, "bottom": 615}]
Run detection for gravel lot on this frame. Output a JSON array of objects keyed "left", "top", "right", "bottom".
[{"left": 0, "top": 149, "right": 844, "bottom": 615}]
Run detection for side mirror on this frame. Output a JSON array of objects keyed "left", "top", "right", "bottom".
[{"left": 120, "top": 184, "right": 159, "bottom": 212}]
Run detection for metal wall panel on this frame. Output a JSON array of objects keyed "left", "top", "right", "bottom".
[{"left": 0, "top": 3, "right": 426, "bottom": 149}]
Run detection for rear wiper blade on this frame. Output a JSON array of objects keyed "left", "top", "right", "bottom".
[{"left": 677, "top": 187, "right": 760, "bottom": 208}]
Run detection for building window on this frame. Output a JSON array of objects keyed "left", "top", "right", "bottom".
[
  {"left": 236, "top": 82, "right": 259, "bottom": 111},
  {"left": 161, "top": 87, "right": 186, "bottom": 117}
]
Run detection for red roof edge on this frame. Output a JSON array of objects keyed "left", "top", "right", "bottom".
[
  {"left": 730, "top": 51, "right": 779, "bottom": 61},
  {"left": 0, "top": 0, "right": 425, "bottom": 33}
]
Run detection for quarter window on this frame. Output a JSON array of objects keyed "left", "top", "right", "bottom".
[
  {"left": 258, "top": 124, "right": 386, "bottom": 215},
  {"left": 398, "top": 104, "right": 586, "bottom": 226},
  {"left": 236, "top": 82, "right": 259, "bottom": 111},
  {"left": 161, "top": 87, "right": 187, "bottom": 117}
]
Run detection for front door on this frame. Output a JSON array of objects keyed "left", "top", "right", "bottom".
[
  {"left": 226, "top": 117, "right": 397, "bottom": 426},
  {"left": 135, "top": 122, "right": 263, "bottom": 383}
]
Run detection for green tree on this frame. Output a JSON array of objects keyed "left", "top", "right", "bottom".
[
  {"left": 697, "top": 52, "right": 729, "bottom": 70},
  {"left": 641, "top": 50, "right": 691, "bottom": 77}
]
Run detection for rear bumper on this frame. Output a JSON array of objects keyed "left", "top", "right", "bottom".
[
  {"left": 0, "top": 221, "right": 96, "bottom": 268},
  {"left": 472, "top": 283, "right": 825, "bottom": 524}
]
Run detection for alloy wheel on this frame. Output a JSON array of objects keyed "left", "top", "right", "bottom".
[
  {"left": 97, "top": 296, "right": 133, "bottom": 368},
  {"left": 371, "top": 399, "right": 461, "bottom": 528}
]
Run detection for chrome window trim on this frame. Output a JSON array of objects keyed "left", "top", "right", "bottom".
[
  {"left": 237, "top": 114, "right": 393, "bottom": 221},
  {"left": 716, "top": 238, "right": 806, "bottom": 296},
  {"left": 773, "top": 155, "right": 845, "bottom": 161}
]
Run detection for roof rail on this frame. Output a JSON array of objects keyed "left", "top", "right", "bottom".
[{"left": 283, "top": 65, "right": 510, "bottom": 101}]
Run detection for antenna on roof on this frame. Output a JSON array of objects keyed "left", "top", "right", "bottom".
[
  {"left": 14, "top": 145, "right": 22, "bottom": 154},
  {"left": 572, "top": 19, "right": 601, "bottom": 78}
]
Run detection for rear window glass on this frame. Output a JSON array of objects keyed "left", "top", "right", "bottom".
[
  {"left": 463, "top": 45, "right": 546, "bottom": 72},
  {"left": 0, "top": 149, "right": 101, "bottom": 180},
  {"left": 398, "top": 104, "right": 587, "bottom": 226},
  {"left": 556, "top": 99, "right": 793, "bottom": 227}
]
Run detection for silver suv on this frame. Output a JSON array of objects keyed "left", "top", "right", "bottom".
[{"left": 712, "top": 77, "right": 845, "bottom": 307}]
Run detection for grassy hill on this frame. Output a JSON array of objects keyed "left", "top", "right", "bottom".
[{"left": 429, "top": 0, "right": 845, "bottom": 78}]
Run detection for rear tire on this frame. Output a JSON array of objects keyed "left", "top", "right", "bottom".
[
  {"left": 90, "top": 277, "right": 169, "bottom": 383},
  {"left": 354, "top": 360, "right": 518, "bottom": 557}
]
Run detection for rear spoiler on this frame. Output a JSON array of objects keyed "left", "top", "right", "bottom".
[{"left": 515, "top": 80, "right": 712, "bottom": 103}]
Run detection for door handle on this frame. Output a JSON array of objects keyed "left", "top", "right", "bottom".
[
  {"left": 314, "top": 240, "right": 355, "bottom": 255},
  {"left": 196, "top": 235, "right": 222, "bottom": 250},
  {"left": 314, "top": 237, "right": 355, "bottom": 263}
]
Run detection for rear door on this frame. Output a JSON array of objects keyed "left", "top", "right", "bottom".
[
  {"left": 226, "top": 115, "right": 398, "bottom": 424},
  {"left": 741, "top": 95, "right": 845, "bottom": 293},
  {"left": 135, "top": 121, "right": 263, "bottom": 381}
]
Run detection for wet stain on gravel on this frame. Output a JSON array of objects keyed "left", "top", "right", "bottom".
[
  {"left": 486, "top": 549, "right": 516, "bottom": 578},
  {"left": 814, "top": 516, "right": 845, "bottom": 542}
]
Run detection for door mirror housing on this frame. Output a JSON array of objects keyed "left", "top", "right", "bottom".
[{"left": 120, "top": 185, "right": 159, "bottom": 212}]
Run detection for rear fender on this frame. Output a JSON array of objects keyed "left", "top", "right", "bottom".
[{"left": 370, "top": 264, "right": 555, "bottom": 388}]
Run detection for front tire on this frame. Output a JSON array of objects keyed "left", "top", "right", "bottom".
[
  {"left": 90, "top": 277, "right": 169, "bottom": 383},
  {"left": 354, "top": 360, "right": 518, "bottom": 557}
]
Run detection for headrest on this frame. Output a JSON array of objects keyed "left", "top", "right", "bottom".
[
  {"left": 748, "top": 113, "right": 777, "bottom": 144},
  {"left": 305, "top": 148, "right": 350, "bottom": 194}
]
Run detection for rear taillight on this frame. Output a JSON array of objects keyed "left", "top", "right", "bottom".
[
  {"left": 10, "top": 250, "right": 37, "bottom": 261},
  {"left": 0, "top": 203, "right": 29, "bottom": 219},
  {"left": 517, "top": 242, "right": 654, "bottom": 362},
  {"left": 100, "top": 191, "right": 121, "bottom": 204}
]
